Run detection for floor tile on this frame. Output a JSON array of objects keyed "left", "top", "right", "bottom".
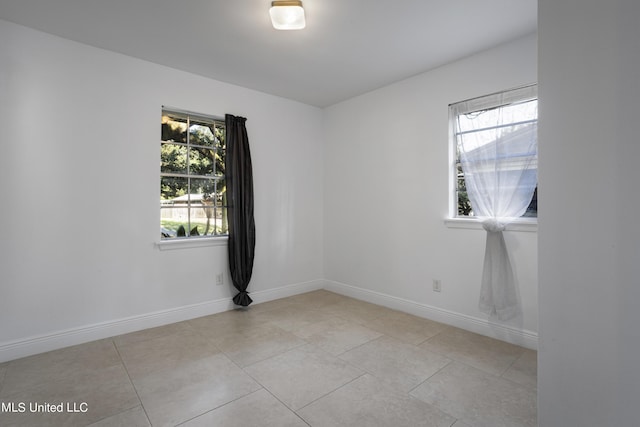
[
  {"left": 0, "top": 364, "right": 139, "bottom": 427},
  {"left": 319, "top": 298, "right": 396, "bottom": 325},
  {"left": 113, "top": 321, "right": 194, "bottom": 347},
  {"left": 420, "top": 328, "right": 525, "bottom": 376},
  {"left": 0, "top": 362, "right": 7, "bottom": 393},
  {"left": 285, "top": 290, "right": 348, "bottom": 309},
  {"left": 253, "top": 304, "right": 335, "bottom": 332},
  {"left": 214, "top": 323, "right": 306, "bottom": 367},
  {"left": 188, "top": 309, "right": 262, "bottom": 342},
  {"left": 339, "top": 335, "right": 451, "bottom": 392},
  {"left": 180, "top": 389, "right": 307, "bottom": 427},
  {"left": 292, "top": 317, "right": 382, "bottom": 356},
  {"left": 0, "top": 291, "right": 536, "bottom": 427},
  {"left": 502, "top": 349, "right": 537, "bottom": 389},
  {"left": 117, "top": 329, "right": 220, "bottom": 378},
  {"left": 298, "top": 374, "right": 456, "bottom": 427},
  {"left": 410, "top": 362, "right": 537, "bottom": 427},
  {"left": 1, "top": 339, "right": 121, "bottom": 397},
  {"left": 133, "top": 354, "right": 260, "bottom": 427},
  {"left": 245, "top": 297, "right": 296, "bottom": 314},
  {"left": 88, "top": 406, "right": 150, "bottom": 427},
  {"left": 366, "top": 310, "right": 449, "bottom": 345},
  {"left": 244, "top": 344, "right": 364, "bottom": 410}
]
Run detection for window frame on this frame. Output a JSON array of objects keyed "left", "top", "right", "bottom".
[
  {"left": 446, "top": 84, "right": 538, "bottom": 232},
  {"left": 158, "top": 107, "right": 229, "bottom": 248}
]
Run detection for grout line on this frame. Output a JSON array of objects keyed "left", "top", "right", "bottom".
[
  {"left": 225, "top": 339, "right": 308, "bottom": 371},
  {"left": 174, "top": 388, "right": 266, "bottom": 426},
  {"left": 3, "top": 290, "right": 537, "bottom": 426},
  {"left": 86, "top": 405, "right": 149, "bottom": 427},
  {"left": 239, "top": 363, "right": 312, "bottom": 425},
  {"left": 295, "top": 372, "right": 368, "bottom": 413},
  {"left": 335, "top": 333, "right": 386, "bottom": 358},
  {"left": 408, "top": 358, "right": 454, "bottom": 395},
  {"left": 111, "top": 339, "right": 153, "bottom": 427},
  {"left": 415, "top": 325, "right": 451, "bottom": 347},
  {"left": 260, "top": 385, "right": 313, "bottom": 427},
  {"left": 499, "top": 347, "right": 528, "bottom": 377}
]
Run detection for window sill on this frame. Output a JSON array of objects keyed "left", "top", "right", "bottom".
[
  {"left": 444, "top": 217, "right": 537, "bottom": 232},
  {"left": 155, "top": 236, "right": 228, "bottom": 251}
]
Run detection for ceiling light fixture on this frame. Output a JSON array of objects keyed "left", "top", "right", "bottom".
[{"left": 270, "top": 0, "right": 306, "bottom": 30}]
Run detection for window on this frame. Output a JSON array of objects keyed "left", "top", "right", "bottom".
[
  {"left": 450, "top": 85, "right": 538, "bottom": 218},
  {"left": 160, "top": 109, "right": 227, "bottom": 239}
]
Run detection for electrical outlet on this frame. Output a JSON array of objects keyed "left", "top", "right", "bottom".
[
  {"left": 432, "top": 279, "right": 442, "bottom": 292},
  {"left": 216, "top": 273, "right": 224, "bottom": 286}
]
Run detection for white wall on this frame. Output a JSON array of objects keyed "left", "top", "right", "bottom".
[
  {"left": 538, "top": 1, "right": 640, "bottom": 425},
  {"left": 0, "top": 19, "right": 324, "bottom": 361},
  {"left": 323, "top": 34, "right": 539, "bottom": 345},
  {"left": 0, "top": 19, "right": 542, "bottom": 363}
]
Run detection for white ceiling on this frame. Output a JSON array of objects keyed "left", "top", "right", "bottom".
[{"left": 0, "top": 0, "right": 537, "bottom": 107}]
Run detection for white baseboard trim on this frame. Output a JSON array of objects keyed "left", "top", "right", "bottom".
[
  {"left": 1, "top": 278, "right": 535, "bottom": 362},
  {"left": 324, "top": 280, "right": 538, "bottom": 350},
  {"left": 251, "top": 279, "right": 325, "bottom": 305},
  {"left": 0, "top": 279, "right": 324, "bottom": 363}
]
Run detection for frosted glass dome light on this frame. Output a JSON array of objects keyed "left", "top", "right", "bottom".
[{"left": 270, "top": 1, "right": 306, "bottom": 30}]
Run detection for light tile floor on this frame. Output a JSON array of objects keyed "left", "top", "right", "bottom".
[{"left": 0, "top": 290, "right": 537, "bottom": 427}]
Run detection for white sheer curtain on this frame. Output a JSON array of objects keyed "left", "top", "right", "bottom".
[{"left": 452, "top": 85, "right": 538, "bottom": 320}]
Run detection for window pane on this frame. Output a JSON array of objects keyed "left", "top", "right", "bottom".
[
  {"left": 190, "top": 177, "right": 218, "bottom": 197},
  {"left": 190, "top": 178, "right": 225, "bottom": 236},
  {"left": 160, "top": 207, "right": 190, "bottom": 239},
  {"left": 161, "top": 114, "right": 187, "bottom": 143},
  {"left": 189, "top": 120, "right": 215, "bottom": 147},
  {"left": 524, "top": 187, "right": 537, "bottom": 217},
  {"left": 214, "top": 123, "right": 225, "bottom": 149},
  {"left": 452, "top": 87, "right": 538, "bottom": 218},
  {"left": 189, "top": 147, "right": 216, "bottom": 176},
  {"left": 161, "top": 176, "right": 188, "bottom": 201},
  {"left": 214, "top": 206, "right": 228, "bottom": 235},
  {"left": 457, "top": 99, "right": 537, "bottom": 134},
  {"left": 188, "top": 207, "right": 211, "bottom": 236},
  {"left": 161, "top": 143, "right": 188, "bottom": 175},
  {"left": 160, "top": 109, "right": 227, "bottom": 239},
  {"left": 187, "top": 207, "right": 227, "bottom": 236},
  {"left": 215, "top": 126, "right": 225, "bottom": 177}
]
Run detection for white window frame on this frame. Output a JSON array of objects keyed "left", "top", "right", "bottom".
[
  {"left": 157, "top": 107, "right": 229, "bottom": 249},
  {"left": 445, "top": 85, "right": 538, "bottom": 232}
]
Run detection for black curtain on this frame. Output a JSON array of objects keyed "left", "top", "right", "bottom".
[{"left": 225, "top": 114, "right": 256, "bottom": 307}]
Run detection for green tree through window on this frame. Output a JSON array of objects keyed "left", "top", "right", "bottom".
[{"left": 160, "top": 109, "right": 227, "bottom": 239}]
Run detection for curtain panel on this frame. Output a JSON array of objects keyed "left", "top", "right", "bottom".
[
  {"left": 453, "top": 85, "right": 538, "bottom": 320},
  {"left": 225, "top": 114, "right": 256, "bottom": 307}
]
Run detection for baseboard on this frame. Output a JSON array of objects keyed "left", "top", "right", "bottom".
[
  {"left": 251, "top": 279, "right": 325, "bottom": 304},
  {"left": 0, "top": 278, "right": 535, "bottom": 362},
  {"left": 0, "top": 279, "right": 324, "bottom": 363},
  {"left": 324, "top": 280, "right": 538, "bottom": 350}
]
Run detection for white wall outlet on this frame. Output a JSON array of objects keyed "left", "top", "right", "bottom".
[
  {"left": 432, "top": 279, "right": 442, "bottom": 292},
  {"left": 216, "top": 273, "right": 224, "bottom": 286}
]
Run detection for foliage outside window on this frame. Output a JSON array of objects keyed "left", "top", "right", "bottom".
[
  {"left": 451, "top": 86, "right": 538, "bottom": 218},
  {"left": 161, "top": 109, "right": 227, "bottom": 239}
]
